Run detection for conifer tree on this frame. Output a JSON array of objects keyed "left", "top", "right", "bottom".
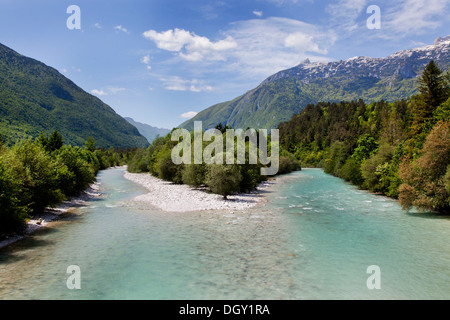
[
  {"left": 47, "top": 130, "right": 64, "bottom": 152},
  {"left": 84, "top": 137, "right": 96, "bottom": 152},
  {"left": 418, "top": 60, "right": 446, "bottom": 111}
]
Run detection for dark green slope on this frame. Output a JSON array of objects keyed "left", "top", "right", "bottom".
[
  {"left": 181, "top": 36, "right": 450, "bottom": 130},
  {"left": 0, "top": 43, "right": 149, "bottom": 148}
]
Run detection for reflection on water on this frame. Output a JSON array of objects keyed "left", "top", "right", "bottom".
[{"left": 1, "top": 168, "right": 449, "bottom": 300}]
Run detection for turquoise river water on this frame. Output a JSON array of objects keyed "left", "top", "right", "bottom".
[{"left": 0, "top": 167, "right": 449, "bottom": 299}]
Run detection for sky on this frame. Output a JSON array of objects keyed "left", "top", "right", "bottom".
[{"left": 0, "top": 0, "right": 449, "bottom": 129}]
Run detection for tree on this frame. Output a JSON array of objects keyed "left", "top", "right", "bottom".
[
  {"left": 156, "top": 148, "right": 183, "bottom": 184},
  {"left": 182, "top": 164, "right": 206, "bottom": 187},
  {"left": 418, "top": 60, "right": 447, "bottom": 111},
  {"left": 47, "top": 130, "right": 64, "bottom": 152},
  {"left": 54, "top": 146, "right": 96, "bottom": 195},
  {"left": 3, "top": 139, "right": 65, "bottom": 214},
  {"left": 205, "top": 164, "right": 242, "bottom": 199},
  {"left": 399, "top": 121, "right": 450, "bottom": 213},
  {"left": 434, "top": 97, "right": 450, "bottom": 122},
  {"left": 84, "top": 137, "right": 96, "bottom": 152},
  {"left": 0, "top": 160, "right": 30, "bottom": 236},
  {"left": 339, "top": 157, "right": 363, "bottom": 185},
  {"left": 352, "top": 134, "right": 379, "bottom": 162},
  {"left": 215, "top": 123, "right": 232, "bottom": 134},
  {"left": 361, "top": 144, "right": 395, "bottom": 192},
  {"left": 36, "top": 132, "right": 49, "bottom": 150}
]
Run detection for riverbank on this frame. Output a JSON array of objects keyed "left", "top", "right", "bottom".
[
  {"left": 123, "top": 171, "right": 282, "bottom": 212},
  {"left": 0, "top": 167, "right": 290, "bottom": 249},
  {"left": 0, "top": 181, "right": 101, "bottom": 250}
]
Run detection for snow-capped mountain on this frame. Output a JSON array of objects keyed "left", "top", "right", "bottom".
[
  {"left": 265, "top": 36, "right": 450, "bottom": 84},
  {"left": 181, "top": 36, "right": 450, "bottom": 130}
]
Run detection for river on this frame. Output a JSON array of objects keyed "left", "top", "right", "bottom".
[{"left": 0, "top": 167, "right": 449, "bottom": 299}]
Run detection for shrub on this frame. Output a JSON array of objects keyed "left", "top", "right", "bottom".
[
  {"left": 54, "top": 146, "right": 96, "bottom": 195},
  {"left": 3, "top": 139, "right": 65, "bottom": 214},
  {"left": 182, "top": 164, "right": 206, "bottom": 187},
  {"left": 205, "top": 164, "right": 242, "bottom": 199},
  {"left": 156, "top": 148, "right": 183, "bottom": 184},
  {"left": 361, "top": 144, "right": 395, "bottom": 192}
]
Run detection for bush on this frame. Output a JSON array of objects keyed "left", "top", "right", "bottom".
[
  {"left": 361, "top": 144, "right": 395, "bottom": 192},
  {"left": 156, "top": 148, "right": 183, "bottom": 184},
  {"left": 205, "top": 164, "right": 242, "bottom": 199},
  {"left": 239, "top": 163, "right": 264, "bottom": 192},
  {"left": 54, "top": 146, "right": 96, "bottom": 195},
  {"left": 182, "top": 164, "right": 206, "bottom": 187},
  {"left": 339, "top": 157, "right": 363, "bottom": 185},
  {"left": 3, "top": 139, "right": 65, "bottom": 214}
]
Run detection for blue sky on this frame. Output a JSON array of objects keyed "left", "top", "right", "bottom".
[{"left": 0, "top": 0, "right": 449, "bottom": 129}]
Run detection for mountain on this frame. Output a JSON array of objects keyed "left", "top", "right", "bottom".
[
  {"left": 124, "top": 117, "right": 170, "bottom": 143},
  {"left": 180, "top": 36, "right": 450, "bottom": 130},
  {"left": 0, "top": 43, "right": 149, "bottom": 148}
]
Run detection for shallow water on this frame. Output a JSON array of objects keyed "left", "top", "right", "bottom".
[
  {"left": 0, "top": 167, "right": 449, "bottom": 299},
  {"left": 269, "top": 169, "right": 450, "bottom": 299}
]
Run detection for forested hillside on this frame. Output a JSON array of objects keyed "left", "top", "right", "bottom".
[{"left": 0, "top": 43, "right": 148, "bottom": 148}]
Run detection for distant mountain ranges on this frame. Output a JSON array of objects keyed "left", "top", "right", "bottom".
[
  {"left": 125, "top": 117, "right": 170, "bottom": 143},
  {"left": 180, "top": 36, "right": 450, "bottom": 130},
  {"left": 2, "top": 36, "right": 449, "bottom": 149},
  {"left": 0, "top": 42, "right": 149, "bottom": 148}
]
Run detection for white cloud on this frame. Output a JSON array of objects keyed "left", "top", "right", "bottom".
[
  {"left": 114, "top": 25, "right": 129, "bottom": 33},
  {"left": 91, "top": 89, "right": 107, "bottom": 96},
  {"left": 143, "top": 28, "right": 237, "bottom": 62},
  {"left": 265, "top": 0, "right": 302, "bottom": 5},
  {"left": 253, "top": 10, "right": 263, "bottom": 17},
  {"left": 180, "top": 111, "right": 198, "bottom": 119},
  {"left": 199, "top": 4, "right": 219, "bottom": 20},
  {"left": 382, "top": 0, "right": 449, "bottom": 35},
  {"left": 91, "top": 87, "right": 126, "bottom": 96},
  {"left": 94, "top": 23, "right": 102, "bottom": 29},
  {"left": 284, "top": 32, "right": 328, "bottom": 54},
  {"left": 161, "top": 76, "right": 213, "bottom": 92},
  {"left": 325, "top": 0, "right": 368, "bottom": 32},
  {"left": 324, "top": 0, "right": 449, "bottom": 37},
  {"left": 140, "top": 54, "right": 152, "bottom": 70},
  {"left": 107, "top": 87, "right": 126, "bottom": 94},
  {"left": 141, "top": 54, "right": 151, "bottom": 65},
  {"left": 223, "top": 17, "right": 335, "bottom": 77},
  {"left": 145, "top": 18, "right": 335, "bottom": 79}
]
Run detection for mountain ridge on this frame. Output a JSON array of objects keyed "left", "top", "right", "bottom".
[
  {"left": 124, "top": 117, "right": 170, "bottom": 143},
  {"left": 180, "top": 36, "right": 450, "bottom": 130},
  {"left": 0, "top": 43, "right": 149, "bottom": 148}
]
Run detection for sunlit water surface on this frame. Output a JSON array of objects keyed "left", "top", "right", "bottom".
[{"left": 1, "top": 168, "right": 449, "bottom": 299}]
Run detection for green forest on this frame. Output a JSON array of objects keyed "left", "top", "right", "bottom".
[
  {"left": 278, "top": 60, "right": 450, "bottom": 214},
  {"left": 0, "top": 43, "right": 149, "bottom": 149},
  {"left": 2, "top": 60, "right": 448, "bottom": 239},
  {"left": 127, "top": 124, "right": 300, "bottom": 198},
  {"left": 0, "top": 131, "right": 135, "bottom": 237}
]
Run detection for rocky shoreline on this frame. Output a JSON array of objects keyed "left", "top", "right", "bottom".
[
  {"left": 0, "top": 182, "right": 101, "bottom": 250},
  {"left": 123, "top": 171, "right": 276, "bottom": 212}
]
